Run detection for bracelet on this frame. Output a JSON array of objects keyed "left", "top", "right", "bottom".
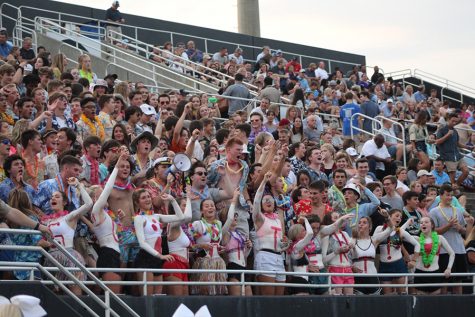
[{"left": 34, "top": 222, "right": 40, "bottom": 230}]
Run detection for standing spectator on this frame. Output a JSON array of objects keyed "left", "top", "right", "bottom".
[
  {"left": 430, "top": 184, "right": 474, "bottom": 294},
  {"left": 19, "top": 37, "right": 35, "bottom": 62},
  {"left": 80, "top": 136, "right": 102, "bottom": 186},
  {"left": 0, "top": 29, "right": 13, "bottom": 59},
  {"left": 340, "top": 92, "right": 361, "bottom": 139},
  {"left": 77, "top": 54, "right": 97, "bottom": 84},
  {"left": 0, "top": 155, "right": 36, "bottom": 202},
  {"left": 435, "top": 112, "right": 472, "bottom": 187},
  {"left": 76, "top": 97, "right": 106, "bottom": 142},
  {"left": 315, "top": 61, "right": 329, "bottom": 81},
  {"left": 248, "top": 112, "right": 267, "bottom": 144},
  {"left": 219, "top": 73, "right": 252, "bottom": 115},
  {"left": 212, "top": 47, "right": 228, "bottom": 65},
  {"left": 360, "top": 91, "right": 380, "bottom": 134},
  {"left": 381, "top": 176, "right": 404, "bottom": 210},
  {"left": 20, "top": 129, "right": 45, "bottom": 190},
  {"left": 98, "top": 94, "right": 117, "bottom": 140},
  {"left": 409, "top": 111, "right": 431, "bottom": 170},
  {"left": 105, "top": 1, "right": 125, "bottom": 45},
  {"left": 228, "top": 47, "right": 244, "bottom": 65},
  {"left": 371, "top": 66, "right": 384, "bottom": 84}
]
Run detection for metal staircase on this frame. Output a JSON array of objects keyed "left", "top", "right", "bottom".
[{"left": 0, "top": 228, "right": 140, "bottom": 317}]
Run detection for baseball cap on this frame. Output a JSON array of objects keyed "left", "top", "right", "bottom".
[
  {"left": 113, "top": 1, "right": 120, "bottom": 7},
  {"left": 345, "top": 147, "right": 358, "bottom": 157},
  {"left": 387, "top": 98, "right": 394, "bottom": 103},
  {"left": 140, "top": 104, "right": 157, "bottom": 116},
  {"left": 10, "top": 295, "right": 47, "bottom": 317},
  {"left": 417, "top": 169, "right": 431, "bottom": 177}
]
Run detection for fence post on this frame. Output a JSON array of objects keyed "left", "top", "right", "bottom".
[
  {"left": 143, "top": 272, "right": 147, "bottom": 296},
  {"left": 240, "top": 272, "right": 245, "bottom": 296},
  {"left": 105, "top": 290, "right": 110, "bottom": 317}
]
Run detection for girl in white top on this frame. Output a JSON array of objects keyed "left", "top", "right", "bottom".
[
  {"left": 253, "top": 172, "right": 289, "bottom": 296},
  {"left": 304, "top": 213, "right": 354, "bottom": 295},
  {"left": 373, "top": 209, "right": 420, "bottom": 295},
  {"left": 222, "top": 189, "right": 253, "bottom": 296},
  {"left": 89, "top": 152, "right": 127, "bottom": 294},
  {"left": 321, "top": 211, "right": 355, "bottom": 295},
  {"left": 163, "top": 190, "right": 192, "bottom": 296},
  {"left": 41, "top": 177, "right": 93, "bottom": 296},
  {"left": 132, "top": 188, "right": 184, "bottom": 296},
  {"left": 414, "top": 216, "right": 454, "bottom": 294},
  {"left": 351, "top": 215, "right": 393, "bottom": 295}
]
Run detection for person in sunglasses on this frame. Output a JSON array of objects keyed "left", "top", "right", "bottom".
[{"left": 187, "top": 162, "right": 233, "bottom": 221}]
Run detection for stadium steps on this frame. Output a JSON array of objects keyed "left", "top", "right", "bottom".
[{"left": 0, "top": 281, "right": 83, "bottom": 317}]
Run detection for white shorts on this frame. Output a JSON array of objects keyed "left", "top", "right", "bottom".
[{"left": 254, "top": 250, "right": 286, "bottom": 281}]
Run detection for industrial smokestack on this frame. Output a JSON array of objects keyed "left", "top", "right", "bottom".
[{"left": 237, "top": 0, "right": 260, "bottom": 37}]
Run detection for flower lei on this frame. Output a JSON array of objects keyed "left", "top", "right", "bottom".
[
  {"left": 81, "top": 114, "right": 105, "bottom": 140},
  {"left": 42, "top": 210, "right": 69, "bottom": 222},
  {"left": 0, "top": 112, "right": 14, "bottom": 126},
  {"left": 189, "top": 218, "right": 222, "bottom": 243},
  {"left": 420, "top": 231, "right": 439, "bottom": 268}
]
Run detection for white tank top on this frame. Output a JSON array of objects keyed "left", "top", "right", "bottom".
[
  {"left": 352, "top": 238, "right": 377, "bottom": 274},
  {"left": 93, "top": 210, "right": 120, "bottom": 253},
  {"left": 168, "top": 228, "right": 190, "bottom": 260},
  {"left": 47, "top": 216, "right": 75, "bottom": 249},
  {"left": 256, "top": 215, "right": 283, "bottom": 252}
]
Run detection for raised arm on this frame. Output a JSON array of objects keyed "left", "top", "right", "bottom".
[
  {"left": 223, "top": 189, "right": 240, "bottom": 235},
  {"left": 320, "top": 213, "right": 355, "bottom": 237},
  {"left": 292, "top": 217, "right": 313, "bottom": 252},
  {"left": 66, "top": 179, "right": 93, "bottom": 222},
  {"left": 371, "top": 223, "right": 393, "bottom": 244},
  {"left": 253, "top": 172, "right": 272, "bottom": 225},
  {"left": 159, "top": 193, "right": 185, "bottom": 224},
  {"left": 173, "top": 103, "right": 191, "bottom": 143},
  {"left": 91, "top": 154, "right": 124, "bottom": 222}
]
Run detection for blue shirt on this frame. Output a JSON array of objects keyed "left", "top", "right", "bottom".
[
  {"left": 414, "top": 91, "right": 427, "bottom": 103},
  {"left": 34, "top": 178, "right": 80, "bottom": 215},
  {"left": 340, "top": 103, "right": 361, "bottom": 136},
  {"left": 0, "top": 178, "right": 36, "bottom": 202},
  {"left": 0, "top": 41, "right": 13, "bottom": 58},
  {"left": 431, "top": 170, "right": 450, "bottom": 186},
  {"left": 343, "top": 188, "right": 380, "bottom": 235}
]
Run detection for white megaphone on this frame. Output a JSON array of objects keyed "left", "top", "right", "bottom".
[{"left": 167, "top": 153, "right": 191, "bottom": 175}]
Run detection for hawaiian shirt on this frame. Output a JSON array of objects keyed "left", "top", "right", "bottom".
[{"left": 0, "top": 178, "right": 36, "bottom": 202}]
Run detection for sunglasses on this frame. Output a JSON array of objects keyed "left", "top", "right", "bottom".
[
  {"left": 160, "top": 101, "right": 170, "bottom": 105},
  {"left": 1, "top": 139, "right": 10, "bottom": 145},
  {"left": 262, "top": 197, "right": 274, "bottom": 203},
  {"left": 195, "top": 171, "right": 207, "bottom": 176}
]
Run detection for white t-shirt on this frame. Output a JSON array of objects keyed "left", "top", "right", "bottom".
[
  {"left": 360, "top": 140, "right": 391, "bottom": 171},
  {"left": 315, "top": 68, "right": 329, "bottom": 80},
  {"left": 396, "top": 180, "right": 409, "bottom": 193}
]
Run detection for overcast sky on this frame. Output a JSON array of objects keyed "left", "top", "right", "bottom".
[{"left": 54, "top": 0, "right": 475, "bottom": 91}]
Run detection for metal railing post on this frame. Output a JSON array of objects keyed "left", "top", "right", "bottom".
[
  {"left": 105, "top": 290, "right": 111, "bottom": 317},
  {"left": 143, "top": 272, "right": 148, "bottom": 296},
  {"left": 240, "top": 272, "right": 245, "bottom": 296}
]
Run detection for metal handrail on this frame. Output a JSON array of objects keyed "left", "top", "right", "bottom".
[
  {"left": 1, "top": 265, "right": 475, "bottom": 293},
  {"left": 0, "top": 228, "right": 140, "bottom": 317},
  {"left": 9, "top": 3, "right": 364, "bottom": 72},
  {"left": 374, "top": 115, "right": 407, "bottom": 167},
  {"left": 106, "top": 28, "right": 261, "bottom": 94},
  {"left": 35, "top": 17, "right": 219, "bottom": 94}
]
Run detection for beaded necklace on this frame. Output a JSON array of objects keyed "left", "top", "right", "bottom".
[{"left": 438, "top": 205, "right": 457, "bottom": 222}]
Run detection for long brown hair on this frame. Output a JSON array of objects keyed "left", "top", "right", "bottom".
[{"left": 8, "top": 188, "right": 35, "bottom": 218}]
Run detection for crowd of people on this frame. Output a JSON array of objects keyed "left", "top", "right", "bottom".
[{"left": 0, "top": 23, "right": 475, "bottom": 298}]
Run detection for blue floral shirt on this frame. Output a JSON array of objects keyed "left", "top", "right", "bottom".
[
  {"left": 0, "top": 178, "right": 36, "bottom": 202},
  {"left": 38, "top": 113, "right": 76, "bottom": 134},
  {"left": 11, "top": 215, "right": 43, "bottom": 280}
]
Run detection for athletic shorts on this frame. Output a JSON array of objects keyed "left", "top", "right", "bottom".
[
  {"left": 134, "top": 249, "right": 164, "bottom": 276},
  {"left": 378, "top": 258, "right": 408, "bottom": 282},
  {"left": 254, "top": 250, "right": 285, "bottom": 282},
  {"left": 162, "top": 254, "right": 189, "bottom": 281},
  {"left": 96, "top": 247, "right": 121, "bottom": 276},
  {"left": 328, "top": 266, "right": 354, "bottom": 286},
  {"left": 438, "top": 253, "right": 468, "bottom": 282}
]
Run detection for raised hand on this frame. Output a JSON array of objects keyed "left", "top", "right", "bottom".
[{"left": 67, "top": 177, "right": 80, "bottom": 187}]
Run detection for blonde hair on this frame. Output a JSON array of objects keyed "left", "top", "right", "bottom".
[
  {"left": 288, "top": 223, "right": 304, "bottom": 242},
  {"left": 321, "top": 143, "right": 336, "bottom": 156},
  {"left": 0, "top": 304, "right": 22, "bottom": 317},
  {"left": 51, "top": 53, "right": 67, "bottom": 74},
  {"left": 78, "top": 54, "right": 92, "bottom": 72}
]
